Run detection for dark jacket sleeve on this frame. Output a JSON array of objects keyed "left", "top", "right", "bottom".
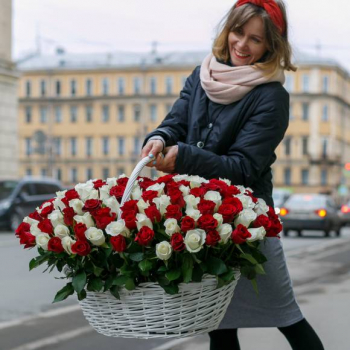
[
  {"left": 174, "top": 85, "right": 290, "bottom": 188},
  {"left": 142, "top": 66, "right": 199, "bottom": 147}
]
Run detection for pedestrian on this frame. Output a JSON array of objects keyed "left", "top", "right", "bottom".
[{"left": 140, "top": 1, "right": 324, "bottom": 349}]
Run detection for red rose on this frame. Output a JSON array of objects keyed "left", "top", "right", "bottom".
[
  {"left": 218, "top": 203, "right": 241, "bottom": 223},
  {"left": 93, "top": 208, "right": 116, "bottom": 230},
  {"left": 222, "top": 197, "right": 243, "bottom": 210},
  {"left": 197, "top": 199, "right": 216, "bottom": 215},
  {"left": 156, "top": 174, "right": 175, "bottom": 184},
  {"left": 206, "top": 229, "right": 221, "bottom": 246},
  {"left": 167, "top": 187, "right": 185, "bottom": 207},
  {"left": 109, "top": 185, "right": 125, "bottom": 202},
  {"left": 165, "top": 180, "right": 180, "bottom": 191},
  {"left": 267, "top": 206, "right": 278, "bottom": 220},
  {"left": 177, "top": 179, "right": 191, "bottom": 187},
  {"left": 267, "top": 217, "right": 283, "bottom": 237},
  {"left": 83, "top": 199, "right": 102, "bottom": 214},
  {"left": 63, "top": 207, "right": 75, "bottom": 226},
  {"left": 117, "top": 177, "right": 129, "bottom": 187},
  {"left": 93, "top": 179, "right": 106, "bottom": 189},
  {"left": 15, "top": 222, "right": 30, "bottom": 237},
  {"left": 74, "top": 222, "right": 88, "bottom": 241},
  {"left": 170, "top": 232, "right": 185, "bottom": 251},
  {"left": 29, "top": 211, "right": 43, "bottom": 222},
  {"left": 181, "top": 216, "right": 195, "bottom": 233},
  {"left": 110, "top": 235, "right": 127, "bottom": 252},
  {"left": 18, "top": 232, "right": 36, "bottom": 248},
  {"left": 202, "top": 182, "right": 224, "bottom": 195},
  {"left": 121, "top": 211, "right": 137, "bottom": 230},
  {"left": 38, "top": 219, "right": 54, "bottom": 235},
  {"left": 144, "top": 205, "right": 161, "bottom": 223},
  {"left": 223, "top": 185, "right": 241, "bottom": 197},
  {"left": 135, "top": 226, "right": 154, "bottom": 246},
  {"left": 120, "top": 200, "right": 138, "bottom": 214},
  {"left": 63, "top": 189, "right": 80, "bottom": 206},
  {"left": 165, "top": 204, "right": 182, "bottom": 221},
  {"left": 231, "top": 224, "right": 251, "bottom": 244},
  {"left": 189, "top": 187, "right": 205, "bottom": 198},
  {"left": 138, "top": 177, "right": 156, "bottom": 190},
  {"left": 71, "top": 240, "right": 91, "bottom": 256},
  {"left": 253, "top": 215, "right": 271, "bottom": 231},
  {"left": 48, "top": 237, "right": 64, "bottom": 253},
  {"left": 39, "top": 201, "right": 55, "bottom": 217},
  {"left": 142, "top": 190, "right": 159, "bottom": 203},
  {"left": 197, "top": 214, "right": 218, "bottom": 230}
]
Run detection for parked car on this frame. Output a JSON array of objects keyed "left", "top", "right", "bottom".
[
  {"left": 272, "top": 188, "right": 292, "bottom": 215},
  {"left": 279, "top": 193, "right": 342, "bottom": 237},
  {"left": 0, "top": 177, "right": 64, "bottom": 232}
]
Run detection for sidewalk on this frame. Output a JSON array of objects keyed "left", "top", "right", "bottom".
[{"left": 153, "top": 238, "right": 350, "bottom": 350}]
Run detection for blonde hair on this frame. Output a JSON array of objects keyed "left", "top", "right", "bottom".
[{"left": 212, "top": 0, "right": 297, "bottom": 76}]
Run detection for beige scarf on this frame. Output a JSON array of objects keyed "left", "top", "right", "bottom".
[{"left": 200, "top": 53, "right": 285, "bottom": 105}]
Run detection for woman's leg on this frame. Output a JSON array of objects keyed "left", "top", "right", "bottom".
[
  {"left": 278, "top": 318, "right": 324, "bottom": 350},
  {"left": 208, "top": 328, "right": 240, "bottom": 350}
]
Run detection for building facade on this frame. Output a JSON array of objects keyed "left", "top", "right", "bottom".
[{"left": 17, "top": 50, "right": 350, "bottom": 198}]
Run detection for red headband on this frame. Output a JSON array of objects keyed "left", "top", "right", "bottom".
[{"left": 236, "top": 0, "right": 286, "bottom": 35}]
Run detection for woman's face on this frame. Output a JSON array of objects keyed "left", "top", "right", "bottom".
[{"left": 228, "top": 16, "right": 268, "bottom": 66}]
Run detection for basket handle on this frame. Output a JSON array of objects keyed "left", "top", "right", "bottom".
[{"left": 117, "top": 155, "right": 153, "bottom": 220}]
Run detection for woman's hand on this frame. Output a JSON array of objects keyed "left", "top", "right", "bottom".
[
  {"left": 140, "top": 140, "right": 164, "bottom": 167},
  {"left": 154, "top": 146, "right": 178, "bottom": 173}
]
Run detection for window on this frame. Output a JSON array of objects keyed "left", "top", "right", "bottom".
[
  {"left": 40, "top": 80, "right": 46, "bottom": 97},
  {"left": 70, "top": 137, "right": 77, "bottom": 156},
  {"left": 284, "top": 168, "right": 291, "bottom": 185},
  {"left": 40, "top": 106, "right": 48, "bottom": 123},
  {"left": 118, "top": 77, "right": 125, "bottom": 95},
  {"left": 25, "top": 80, "right": 31, "bottom": 97},
  {"left": 102, "top": 78, "right": 109, "bottom": 95},
  {"left": 133, "top": 104, "right": 141, "bottom": 122},
  {"left": 26, "top": 168, "right": 32, "bottom": 176},
  {"left": 55, "top": 168, "right": 62, "bottom": 181},
  {"left": 133, "top": 77, "right": 141, "bottom": 94},
  {"left": 133, "top": 137, "right": 141, "bottom": 155},
  {"left": 25, "top": 106, "right": 32, "bottom": 123},
  {"left": 86, "top": 105, "right": 93, "bottom": 122},
  {"left": 321, "top": 169, "right": 327, "bottom": 186},
  {"left": 322, "top": 76, "right": 329, "bottom": 93},
  {"left": 117, "top": 167, "right": 125, "bottom": 176},
  {"left": 25, "top": 138, "right": 32, "bottom": 156},
  {"left": 301, "top": 169, "right": 309, "bottom": 185},
  {"left": 150, "top": 77, "right": 157, "bottom": 94},
  {"left": 321, "top": 137, "right": 328, "bottom": 157},
  {"left": 102, "top": 168, "right": 109, "bottom": 179},
  {"left": 41, "top": 168, "right": 47, "bottom": 177},
  {"left": 322, "top": 104, "right": 329, "bottom": 122},
  {"left": 302, "top": 136, "right": 308, "bottom": 156},
  {"left": 302, "top": 74, "right": 310, "bottom": 92},
  {"left": 289, "top": 104, "right": 294, "bottom": 120},
  {"left": 86, "top": 79, "right": 92, "bottom": 96},
  {"left": 150, "top": 104, "right": 157, "bottom": 122},
  {"left": 55, "top": 106, "right": 62, "bottom": 123},
  {"left": 118, "top": 105, "right": 125, "bottom": 122},
  {"left": 86, "top": 168, "right": 93, "bottom": 181},
  {"left": 118, "top": 137, "right": 125, "bottom": 156},
  {"left": 302, "top": 102, "right": 309, "bottom": 121},
  {"left": 53, "top": 137, "right": 62, "bottom": 156},
  {"left": 56, "top": 80, "right": 61, "bottom": 96},
  {"left": 70, "top": 79, "right": 77, "bottom": 96},
  {"left": 86, "top": 137, "right": 93, "bottom": 156},
  {"left": 285, "top": 75, "right": 294, "bottom": 92},
  {"left": 102, "top": 137, "right": 109, "bottom": 155},
  {"left": 165, "top": 76, "right": 173, "bottom": 94},
  {"left": 70, "top": 106, "right": 78, "bottom": 123},
  {"left": 284, "top": 136, "right": 291, "bottom": 156},
  {"left": 102, "top": 105, "right": 109, "bottom": 122},
  {"left": 70, "top": 168, "right": 78, "bottom": 183}
]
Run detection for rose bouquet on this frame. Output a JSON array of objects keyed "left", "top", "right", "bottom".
[{"left": 15, "top": 172, "right": 282, "bottom": 304}]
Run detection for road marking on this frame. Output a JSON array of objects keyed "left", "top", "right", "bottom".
[{"left": 8, "top": 326, "right": 93, "bottom": 350}]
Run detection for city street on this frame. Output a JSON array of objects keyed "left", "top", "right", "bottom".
[{"left": 1, "top": 228, "right": 350, "bottom": 350}]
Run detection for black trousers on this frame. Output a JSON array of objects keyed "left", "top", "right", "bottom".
[{"left": 208, "top": 318, "right": 324, "bottom": 350}]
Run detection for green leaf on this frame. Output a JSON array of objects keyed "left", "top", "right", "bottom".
[
  {"left": 161, "top": 283, "right": 179, "bottom": 295},
  {"left": 129, "top": 252, "right": 144, "bottom": 262},
  {"left": 250, "top": 278, "right": 259, "bottom": 295},
  {"left": 29, "top": 253, "right": 51, "bottom": 270},
  {"left": 235, "top": 244, "right": 245, "bottom": 254},
  {"left": 138, "top": 259, "right": 153, "bottom": 272},
  {"left": 110, "top": 285, "right": 120, "bottom": 299},
  {"left": 240, "top": 253, "right": 258, "bottom": 265},
  {"left": 72, "top": 271, "right": 87, "bottom": 293},
  {"left": 216, "top": 276, "right": 226, "bottom": 289},
  {"left": 77, "top": 289, "right": 87, "bottom": 301},
  {"left": 181, "top": 254, "right": 193, "bottom": 283},
  {"left": 113, "top": 275, "right": 129, "bottom": 286},
  {"left": 192, "top": 264, "right": 204, "bottom": 282},
  {"left": 220, "top": 269, "right": 237, "bottom": 282},
  {"left": 240, "top": 266, "right": 256, "bottom": 280},
  {"left": 165, "top": 269, "right": 181, "bottom": 282},
  {"left": 254, "top": 264, "right": 265, "bottom": 275},
  {"left": 206, "top": 256, "right": 228, "bottom": 275},
  {"left": 104, "top": 274, "right": 116, "bottom": 292},
  {"left": 157, "top": 266, "right": 168, "bottom": 273},
  {"left": 103, "top": 245, "right": 113, "bottom": 257},
  {"left": 125, "top": 278, "right": 136, "bottom": 291},
  {"left": 53, "top": 283, "right": 74, "bottom": 303},
  {"left": 93, "top": 264, "right": 104, "bottom": 277},
  {"left": 87, "top": 277, "right": 104, "bottom": 292},
  {"left": 157, "top": 276, "right": 170, "bottom": 286}
]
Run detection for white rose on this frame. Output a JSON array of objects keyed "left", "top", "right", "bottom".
[
  {"left": 235, "top": 185, "right": 247, "bottom": 195},
  {"left": 99, "top": 184, "right": 111, "bottom": 201},
  {"left": 53, "top": 198, "right": 66, "bottom": 211},
  {"left": 136, "top": 213, "right": 153, "bottom": 230},
  {"left": 156, "top": 241, "right": 172, "bottom": 260},
  {"left": 184, "top": 229, "right": 206, "bottom": 253},
  {"left": 254, "top": 198, "right": 269, "bottom": 216},
  {"left": 75, "top": 182, "right": 95, "bottom": 201},
  {"left": 188, "top": 175, "right": 208, "bottom": 188},
  {"left": 153, "top": 195, "right": 171, "bottom": 215},
  {"left": 106, "top": 177, "right": 118, "bottom": 189},
  {"left": 55, "top": 190, "right": 67, "bottom": 199},
  {"left": 48, "top": 210, "right": 65, "bottom": 227},
  {"left": 137, "top": 198, "right": 150, "bottom": 214},
  {"left": 185, "top": 207, "right": 201, "bottom": 221},
  {"left": 164, "top": 218, "right": 180, "bottom": 236},
  {"left": 218, "top": 223, "right": 233, "bottom": 244},
  {"left": 106, "top": 220, "right": 130, "bottom": 237},
  {"left": 103, "top": 196, "right": 120, "bottom": 215},
  {"left": 247, "top": 227, "right": 266, "bottom": 242},
  {"left": 213, "top": 213, "right": 223, "bottom": 227},
  {"left": 219, "top": 178, "right": 231, "bottom": 186},
  {"left": 184, "top": 194, "right": 200, "bottom": 209},
  {"left": 131, "top": 185, "right": 142, "bottom": 200},
  {"left": 23, "top": 216, "right": 39, "bottom": 226},
  {"left": 74, "top": 212, "right": 95, "bottom": 228},
  {"left": 234, "top": 209, "right": 257, "bottom": 228},
  {"left": 236, "top": 195, "right": 255, "bottom": 210},
  {"left": 179, "top": 185, "right": 190, "bottom": 196},
  {"left": 36, "top": 233, "right": 50, "bottom": 250},
  {"left": 61, "top": 236, "right": 76, "bottom": 254},
  {"left": 54, "top": 224, "right": 70, "bottom": 239},
  {"left": 204, "top": 191, "right": 222, "bottom": 210},
  {"left": 85, "top": 227, "right": 105, "bottom": 246},
  {"left": 69, "top": 199, "right": 84, "bottom": 215},
  {"left": 173, "top": 174, "right": 190, "bottom": 182},
  {"left": 146, "top": 182, "right": 165, "bottom": 196},
  {"left": 30, "top": 222, "right": 41, "bottom": 237}
]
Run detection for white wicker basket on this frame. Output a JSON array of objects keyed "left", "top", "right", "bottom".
[{"left": 79, "top": 271, "right": 240, "bottom": 339}]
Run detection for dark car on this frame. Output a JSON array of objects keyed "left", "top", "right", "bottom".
[
  {"left": 272, "top": 188, "right": 291, "bottom": 215},
  {"left": 0, "top": 177, "right": 64, "bottom": 232},
  {"left": 279, "top": 193, "right": 342, "bottom": 237}
]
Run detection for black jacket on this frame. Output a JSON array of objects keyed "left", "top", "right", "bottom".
[{"left": 144, "top": 66, "right": 289, "bottom": 206}]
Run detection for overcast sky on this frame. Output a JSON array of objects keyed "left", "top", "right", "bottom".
[{"left": 13, "top": 0, "right": 350, "bottom": 71}]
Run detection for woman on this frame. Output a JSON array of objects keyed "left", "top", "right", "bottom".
[{"left": 141, "top": 1, "right": 324, "bottom": 349}]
